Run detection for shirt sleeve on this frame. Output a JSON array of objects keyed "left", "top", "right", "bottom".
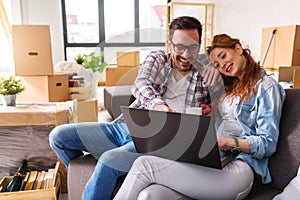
[
  {"left": 244, "top": 83, "right": 285, "bottom": 159},
  {"left": 131, "top": 51, "right": 169, "bottom": 109}
]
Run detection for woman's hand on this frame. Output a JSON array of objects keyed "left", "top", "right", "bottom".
[
  {"left": 218, "top": 137, "right": 251, "bottom": 153},
  {"left": 218, "top": 137, "right": 235, "bottom": 150},
  {"left": 202, "top": 64, "right": 222, "bottom": 87}
]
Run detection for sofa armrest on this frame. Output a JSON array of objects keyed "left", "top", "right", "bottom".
[
  {"left": 68, "top": 154, "right": 97, "bottom": 200},
  {"left": 104, "top": 85, "right": 135, "bottom": 119}
]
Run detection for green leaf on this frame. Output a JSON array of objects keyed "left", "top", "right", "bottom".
[
  {"left": 0, "top": 76, "right": 25, "bottom": 95},
  {"left": 82, "top": 51, "right": 108, "bottom": 73}
]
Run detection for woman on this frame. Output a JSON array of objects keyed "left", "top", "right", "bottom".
[{"left": 113, "top": 34, "right": 286, "bottom": 200}]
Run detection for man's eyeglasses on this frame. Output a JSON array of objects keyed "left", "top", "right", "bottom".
[{"left": 170, "top": 40, "right": 200, "bottom": 54}]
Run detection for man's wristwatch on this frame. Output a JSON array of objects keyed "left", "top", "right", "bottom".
[{"left": 231, "top": 138, "right": 240, "bottom": 154}]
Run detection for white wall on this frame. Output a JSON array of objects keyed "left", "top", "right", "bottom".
[
  {"left": 12, "top": 0, "right": 300, "bottom": 63},
  {"left": 176, "top": 0, "right": 300, "bottom": 61}
]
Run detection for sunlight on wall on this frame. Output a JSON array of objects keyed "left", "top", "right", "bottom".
[{"left": 0, "top": 0, "right": 14, "bottom": 74}]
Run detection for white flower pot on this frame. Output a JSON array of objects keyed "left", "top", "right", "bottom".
[{"left": 1, "top": 94, "right": 16, "bottom": 106}]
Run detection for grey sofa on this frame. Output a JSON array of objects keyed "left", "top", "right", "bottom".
[
  {"left": 67, "top": 88, "right": 300, "bottom": 200},
  {"left": 104, "top": 85, "right": 134, "bottom": 119}
]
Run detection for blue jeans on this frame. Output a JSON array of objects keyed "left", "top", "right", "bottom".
[{"left": 49, "top": 122, "right": 140, "bottom": 200}]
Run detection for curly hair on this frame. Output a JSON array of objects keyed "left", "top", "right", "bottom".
[{"left": 206, "top": 34, "right": 262, "bottom": 102}]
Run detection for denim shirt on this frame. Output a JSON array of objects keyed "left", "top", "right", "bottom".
[{"left": 230, "top": 69, "right": 286, "bottom": 184}]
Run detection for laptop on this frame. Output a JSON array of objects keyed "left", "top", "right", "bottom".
[{"left": 121, "top": 106, "right": 232, "bottom": 170}]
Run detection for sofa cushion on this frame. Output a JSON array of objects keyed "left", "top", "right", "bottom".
[
  {"left": 269, "top": 89, "right": 300, "bottom": 190},
  {"left": 245, "top": 177, "right": 281, "bottom": 200}
]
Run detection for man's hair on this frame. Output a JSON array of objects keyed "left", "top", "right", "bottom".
[{"left": 169, "top": 16, "right": 202, "bottom": 43}]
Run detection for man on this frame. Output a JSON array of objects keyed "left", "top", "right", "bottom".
[{"left": 49, "top": 16, "right": 219, "bottom": 200}]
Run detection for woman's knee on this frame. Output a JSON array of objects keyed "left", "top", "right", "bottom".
[
  {"left": 131, "top": 156, "right": 157, "bottom": 172},
  {"left": 137, "top": 185, "right": 182, "bottom": 200},
  {"left": 137, "top": 189, "right": 155, "bottom": 200}
]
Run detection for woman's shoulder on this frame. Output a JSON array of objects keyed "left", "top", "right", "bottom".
[
  {"left": 259, "top": 69, "right": 281, "bottom": 89},
  {"left": 257, "top": 69, "right": 285, "bottom": 97}
]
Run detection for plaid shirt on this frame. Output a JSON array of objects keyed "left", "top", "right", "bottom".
[{"left": 130, "top": 50, "right": 210, "bottom": 109}]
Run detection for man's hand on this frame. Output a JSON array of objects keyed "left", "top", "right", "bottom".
[
  {"left": 202, "top": 64, "right": 222, "bottom": 87},
  {"left": 154, "top": 104, "right": 175, "bottom": 112},
  {"left": 200, "top": 104, "right": 211, "bottom": 116}
]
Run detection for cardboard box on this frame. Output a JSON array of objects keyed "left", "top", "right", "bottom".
[
  {"left": 77, "top": 99, "right": 98, "bottom": 122},
  {"left": 0, "top": 174, "right": 60, "bottom": 200},
  {"left": 293, "top": 69, "right": 300, "bottom": 88},
  {"left": 0, "top": 104, "right": 69, "bottom": 126},
  {"left": 117, "top": 52, "right": 140, "bottom": 67},
  {"left": 278, "top": 66, "right": 300, "bottom": 82},
  {"left": 0, "top": 105, "right": 70, "bottom": 181},
  {"left": 12, "top": 25, "right": 54, "bottom": 76},
  {"left": 17, "top": 74, "right": 69, "bottom": 103},
  {"left": 68, "top": 86, "right": 91, "bottom": 100},
  {"left": 260, "top": 25, "right": 300, "bottom": 70},
  {"left": 105, "top": 66, "right": 139, "bottom": 86}
]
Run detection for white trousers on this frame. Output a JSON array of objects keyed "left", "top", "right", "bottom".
[{"left": 114, "top": 156, "right": 254, "bottom": 200}]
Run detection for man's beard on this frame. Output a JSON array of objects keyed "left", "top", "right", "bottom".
[{"left": 171, "top": 54, "right": 193, "bottom": 73}]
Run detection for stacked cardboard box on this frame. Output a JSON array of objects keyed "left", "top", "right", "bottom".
[
  {"left": 105, "top": 51, "right": 140, "bottom": 86},
  {"left": 12, "top": 25, "right": 69, "bottom": 103},
  {"left": 278, "top": 66, "right": 300, "bottom": 88},
  {"left": 68, "top": 76, "right": 98, "bottom": 122},
  {"left": 261, "top": 25, "right": 300, "bottom": 87}
]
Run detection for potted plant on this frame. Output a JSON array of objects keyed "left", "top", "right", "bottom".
[
  {"left": 81, "top": 52, "right": 108, "bottom": 98},
  {"left": 74, "top": 54, "right": 87, "bottom": 65},
  {"left": 0, "top": 76, "right": 25, "bottom": 106},
  {"left": 82, "top": 52, "right": 107, "bottom": 73}
]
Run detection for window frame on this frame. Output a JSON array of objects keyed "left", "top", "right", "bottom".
[{"left": 61, "top": 0, "right": 166, "bottom": 60}]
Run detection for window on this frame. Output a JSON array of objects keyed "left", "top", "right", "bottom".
[{"left": 61, "top": 0, "right": 167, "bottom": 65}]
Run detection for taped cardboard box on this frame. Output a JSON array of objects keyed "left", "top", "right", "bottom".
[
  {"left": 260, "top": 25, "right": 300, "bottom": 70},
  {"left": 0, "top": 105, "right": 69, "bottom": 126},
  {"left": 117, "top": 52, "right": 140, "bottom": 67},
  {"left": 16, "top": 74, "right": 69, "bottom": 103},
  {"left": 105, "top": 66, "right": 139, "bottom": 86},
  {"left": 12, "top": 25, "right": 54, "bottom": 76}
]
